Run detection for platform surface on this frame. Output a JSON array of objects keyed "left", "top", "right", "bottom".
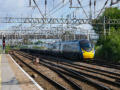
[{"left": 0, "top": 54, "right": 40, "bottom": 90}]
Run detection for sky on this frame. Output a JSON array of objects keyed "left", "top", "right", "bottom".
[
  {"left": 0, "top": 0, "right": 119, "bottom": 18},
  {"left": 0, "top": 0, "right": 119, "bottom": 30}
]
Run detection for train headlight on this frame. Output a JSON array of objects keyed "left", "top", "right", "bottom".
[{"left": 82, "top": 49, "right": 85, "bottom": 53}]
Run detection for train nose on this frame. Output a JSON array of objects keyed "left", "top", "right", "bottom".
[{"left": 82, "top": 51, "right": 94, "bottom": 59}]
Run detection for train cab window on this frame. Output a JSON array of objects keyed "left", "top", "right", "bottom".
[{"left": 80, "top": 40, "right": 93, "bottom": 51}]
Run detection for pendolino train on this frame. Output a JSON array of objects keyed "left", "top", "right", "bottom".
[{"left": 20, "top": 39, "right": 95, "bottom": 60}]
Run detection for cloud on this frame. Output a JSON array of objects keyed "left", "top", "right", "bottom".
[{"left": 0, "top": 0, "right": 31, "bottom": 17}]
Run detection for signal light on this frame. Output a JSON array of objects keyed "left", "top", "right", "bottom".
[{"left": 2, "top": 36, "right": 5, "bottom": 49}]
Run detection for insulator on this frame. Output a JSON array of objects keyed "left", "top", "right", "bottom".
[
  {"left": 29, "top": 0, "right": 31, "bottom": 6},
  {"left": 63, "top": 0, "right": 65, "bottom": 3},
  {"left": 77, "top": 0, "right": 80, "bottom": 5},
  {"left": 94, "top": 0, "right": 96, "bottom": 18},
  {"left": 94, "top": 0, "right": 96, "bottom": 6},
  {"left": 45, "top": 0, "right": 47, "bottom": 5},
  {"left": 89, "top": 0, "right": 92, "bottom": 6},
  {"left": 69, "top": 0, "right": 72, "bottom": 7}
]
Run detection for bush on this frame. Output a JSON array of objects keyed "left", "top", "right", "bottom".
[
  {"left": 5, "top": 45, "right": 11, "bottom": 54},
  {"left": 95, "top": 45, "right": 102, "bottom": 58},
  {"left": 96, "top": 32, "right": 120, "bottom": 63}
]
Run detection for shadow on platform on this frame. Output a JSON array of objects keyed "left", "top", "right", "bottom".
[{"left": 2, "top": 77, "right": 33, "bottom": 85}]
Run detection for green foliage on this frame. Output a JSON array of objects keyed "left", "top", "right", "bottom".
[
  {"left": 32, "top": 46, "right": 47, "bottom": 50},
  {"left": 34, "top": 40, "right": 43, "bottom": 45},
  {"left": 95, "top": 45, "right": 103, "bottom": 58},
  {"left": 93, "top": 7, "right": 120, "bottom": 34},
  {"left": 0, "top": 46, "right": 3, "bottom": 54},
  {"left": 95, "top": 32, "right": 120, "bottom": 63},
  {"left": 103, "top": 7, "right": 120, "bottom": 19},
  {"left": 5, "top": 45, "right": 11, "bottom": 54},
  {"left": 94, "top": 7, "right": 120, "bottom": 62}
]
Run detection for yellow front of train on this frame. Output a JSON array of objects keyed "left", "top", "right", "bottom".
[
  {"left": 82, "top": 48, "right": 95, "bottom": 59},
  {"left": 79, "top": 39, "right": 95, "bottom": 59}
]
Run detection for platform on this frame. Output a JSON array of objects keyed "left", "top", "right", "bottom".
[{"left": 0, "top": 54, "right": 42, "bottom": 90}]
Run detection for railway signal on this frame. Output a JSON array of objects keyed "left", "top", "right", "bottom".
[{"left": 2, "top": 36, "right": 6, "bottom": 50}]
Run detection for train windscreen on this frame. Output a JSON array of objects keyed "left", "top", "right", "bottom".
[{"left": 80, "top": 40, "right": 93, "bottom": 52}]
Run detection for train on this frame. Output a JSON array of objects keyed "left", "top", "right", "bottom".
[{"left": 20, "top": 39, "right": 95, "bottom": 60}]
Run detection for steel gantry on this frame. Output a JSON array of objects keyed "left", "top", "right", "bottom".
[{"left": 0, "top": 17, "right": 120, "bottom": 25}]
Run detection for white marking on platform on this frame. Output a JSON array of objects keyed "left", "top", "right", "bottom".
[
  {"left": 0, "top": 55, "right": 1, "bottom": 90},
  {"left": 8, "top": 54, "right": 43, "bottom": 90}
]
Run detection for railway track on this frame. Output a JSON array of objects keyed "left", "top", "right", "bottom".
[
  {"left": 11, "top": 50, "right": 120, "bottom": 90},
  {"left": 12, "top": 51, "right": 110, "bottom": 90},
  {"left": 11, "top": 51, "right": 88, "bottom": 90},
  {"left": 22, "top": 51, "right": 120, "bottom": 79},
  {"left": 20, "top": 49, "right": 120, "bottom": 70},
  {"left": 33, "top": 53, "right": 120, "bottom": 77},
  {"left": 39, "top": 60, "right": 120, "bottom": 89},
  {"left": 11, "top": 53, "right": 67, "bottom": 90},
  {"left": 80, "top": 59, "right": 120, "bottom": 70}
]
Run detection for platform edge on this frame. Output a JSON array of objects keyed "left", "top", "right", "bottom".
[{"left": 8, "top": 54, "right": 44, "bottom": 90}]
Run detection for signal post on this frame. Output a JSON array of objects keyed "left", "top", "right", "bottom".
[{"left": 2, "top": 35, "right": 5, "bottom": 53}]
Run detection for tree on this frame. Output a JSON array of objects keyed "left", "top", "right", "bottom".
[
  {"left": 97, "top": 31, "right": 120, "bottom": 62},
  {"left": 34, "top": 40, "right": 43, "bottom": 45},
  {"left": 94, "top": 7, "right": 120, "bottom": 62},
  {"left": 92, "top": 7, "right": 120, "bottom": 45}
]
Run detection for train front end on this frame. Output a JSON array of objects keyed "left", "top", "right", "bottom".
[{"left": 80, "top": 40, "right": 95, "bottom": 59}]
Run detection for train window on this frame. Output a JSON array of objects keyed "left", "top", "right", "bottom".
[
  {"left": 70, "top": 43, "right": 79, "bottom": 52},
  {"left": 63, "top": 44, "right": 71, "bottom": 51},
  {"left": 63, "top": 42, "right": 79, "bottom": 52},
  {"left": 80, "top": 40, "right": 93, "bottom": 51}
]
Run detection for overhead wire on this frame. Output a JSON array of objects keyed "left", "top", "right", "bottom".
[
  {"left": 110, "top": 0, "right": 120, "bottom": 6},
  {"left": 64, "top": 0, "right": 96, "bottom": 19},
  {"left": 36, "top": 0, "right": 66, "bottom": 32},
  {"left": 77, "top": 0, "right": 89, "bottom": 19},
  {"left": 33, "top": 0, "right": 44, "bottom": 18},
  {"left": 49, "top": 1, "right": 69, "bottom": 17},
  {"left": 30, "top": 0, "right": 111, "bottom": 32},
  {"left": 96, "top": 0, "right": 109, "bottom": 18},
  {"left": 48, "top": 1, "right": 64, "bottom": 16}
]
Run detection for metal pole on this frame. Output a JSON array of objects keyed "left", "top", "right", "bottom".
[
  {"left": 104, "top": 16, "right": 106, "bottom": 36},
  {"left": 109, "top": 17, "right": 110, "bottom": 35},
  {"left": 87, "top": 30, "right": 89, "bottom": 40}
]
